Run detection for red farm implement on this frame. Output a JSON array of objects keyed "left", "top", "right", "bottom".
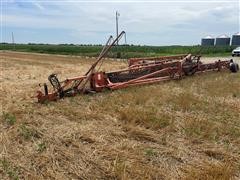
[{"left": 35, "top": 31, "right": 239, "bottom": 103}]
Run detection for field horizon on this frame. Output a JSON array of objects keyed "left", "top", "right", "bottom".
[{"left": 1, "top": 43, "right": 237, "bottom": 58}]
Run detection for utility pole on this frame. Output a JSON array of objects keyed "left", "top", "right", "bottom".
[
  {"left": 116, "top": 11, "right": 120, "bottom": 45},
  {"left": 12, "top": 32, "right": 15, "bottom": 50}
]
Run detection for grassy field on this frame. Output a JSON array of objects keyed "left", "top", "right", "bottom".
[
  {"left": 0, "top": 43, "right": 236, "bottom": 58},
  {"left": 0, "top": 51, "right": 240, "bottom": 179}
]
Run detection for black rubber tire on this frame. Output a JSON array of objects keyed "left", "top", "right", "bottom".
[{"left": 230, "top": 63, "right": 239, "bottom": 73}]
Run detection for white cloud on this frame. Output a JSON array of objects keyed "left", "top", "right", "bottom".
[
  {"left": 2, "top": 1, "right": 239, "bottom": 44},
  {"left": 32, "top": 1, "right": 45, "bottom": 10}
]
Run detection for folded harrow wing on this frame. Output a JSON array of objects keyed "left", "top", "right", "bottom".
[{"left": 35, "top": 32, "right": 239, "bottom": 103}]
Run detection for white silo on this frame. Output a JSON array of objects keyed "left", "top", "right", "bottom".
[
  {"left": 215, "top": 35, "right": 231, "bottom": 46},
  {"left": 231, "top": 32, "right": 240, "bottom": 46},
  {"left": 201, "top": 35, "right": 215, "bottom": 46}
]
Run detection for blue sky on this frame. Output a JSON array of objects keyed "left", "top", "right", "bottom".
[{"left": 1, "top": 0, "right": 240, "bottom": 45}]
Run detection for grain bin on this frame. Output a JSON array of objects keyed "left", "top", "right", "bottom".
[
  {"left": 201, "top": 35, "right": 214, "bottom": 46},
  {"left": 215, "top": 34, "right": 230, "bottom": 46},
  {"left": 231, "top": 32, "right": 240, "bottom": 46}
]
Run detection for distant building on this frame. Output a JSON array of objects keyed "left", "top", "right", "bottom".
[
  {"left": 215, "top": 34, "right": 230, "bottom": 46},
  {"left": 201, "top": 35, "right": 214, "bottom": 46},
  {"left": 231, "top": 32, "right": 240, "bottom": 46}
]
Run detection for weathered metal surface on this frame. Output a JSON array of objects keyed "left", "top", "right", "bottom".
[{"left": 35, "top": 33, "right": 238, "bottom": 103}]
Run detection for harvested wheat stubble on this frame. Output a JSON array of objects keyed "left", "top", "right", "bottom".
[{"left": 0, "top": 51, "right": 240, "bottom": 179}]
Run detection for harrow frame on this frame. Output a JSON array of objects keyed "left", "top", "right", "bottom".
[{"left": 35, "top": 32, "right": 238, "bottom": 103}]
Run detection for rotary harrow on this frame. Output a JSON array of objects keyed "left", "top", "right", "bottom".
[{"left": 35, "top": 31, "right": 239, "bottom": 103}]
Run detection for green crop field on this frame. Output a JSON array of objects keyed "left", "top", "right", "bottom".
[{"left": 0, "top": 43, "right": 236, "bottom": 58}]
